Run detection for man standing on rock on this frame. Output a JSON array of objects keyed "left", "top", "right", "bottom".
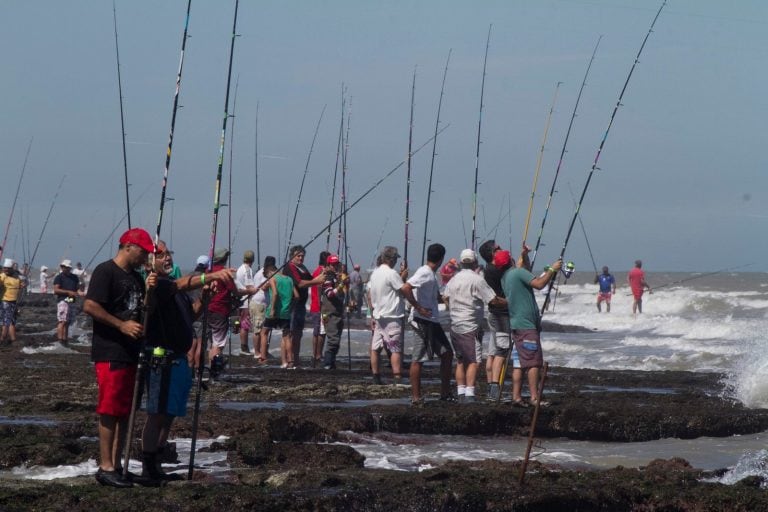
[
  {"left": 234, "top": 250, "right": 259, "bottom": 354},
  {"left": 368, "top": 246, "right": 429, "bottom": 384},
  {"left": 83, "top": 228, "right": 154, "bottom": 488},
  {"left": 0, "top": 258, "right": 24, "bottom": 346},
  {"left": 502, "top": 256, "right": 562, "bottom": 406},
  {"left": 282, "top": 245, "right": 325, "bottom": 367},
  {"left": 320, "top": 254, "right": 346, "bottom": 370},
  {"left": 53, "top": 259, "right": 82, "bottom": 345},
  {"left": 442, "top": 249, "right": 506, "bottom": 403},
  {"left": 401, "top": 243, "right": 454, "bottom": 405}
]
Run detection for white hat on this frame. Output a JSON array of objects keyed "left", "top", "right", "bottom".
[
  {"left": 459, "top": 249, "right": 476, "bottom": 263},
  {"left": 2, "top": 258, "right": 14, "bottom": 268},
  {"left": 41, "top": 265, "right": 48, "bottom": 271},
  {"left": 60, "top": 259, "right": 73, "bottom": 268},
  {"left": 196, "top": 255, "right": 210, "bottom": 267}
]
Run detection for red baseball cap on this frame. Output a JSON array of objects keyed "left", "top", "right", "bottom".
[
  {"left": 493, "top": 250, "right": 512, "bottom": 269},
  {"left": 119, "top": 228, "right": 155, "bottom": 254},
  {"left": 327, "top": 254, "right": 340, "bottom": 264}
]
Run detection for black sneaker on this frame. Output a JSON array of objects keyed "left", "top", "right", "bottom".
[
  {"left": 439, "top": 393, "right": 458, "bottom": 403},
  {"left": 95, "top": 468, "right": 133, "bottom": 488},
  {"left": 372, "top": 374, "right": 383, "bottom": 385}
]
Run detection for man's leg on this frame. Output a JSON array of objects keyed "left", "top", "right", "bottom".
[
  {"left": 527, "top": 367, "right": 541, "bottom": 402},
  {"left": 409, "top": 361, "right": 422, "bottom": 401},
  {"left": 390, "top": 351, "right": 402, "bottom": 380},
  {"left": 511, "top": 368, "right": 524, "bottom": 402},
  {"left": 98, "top": 414, "right": 119, "bottom": 471},
  {"left": 597, "top": 297, "right": 602, "bottom": 312},
  {"left": 439, "top": 351, "right": 453, "bottom": 398}
]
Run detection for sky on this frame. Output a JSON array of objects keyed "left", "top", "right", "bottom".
[{"left": 1, "top": 0, "right": 766, "bottom": 274}]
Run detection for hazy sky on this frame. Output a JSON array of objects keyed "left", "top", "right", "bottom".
[{"left": 1, "top": 0, "right": 766, "bottom": 274}]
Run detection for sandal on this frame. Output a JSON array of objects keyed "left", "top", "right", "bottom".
[{"left": 511, "top": 399, "right": 529, "bottom": 408}]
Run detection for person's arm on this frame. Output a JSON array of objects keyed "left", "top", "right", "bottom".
[
  {"left": 177, "top": 268, "right": 236, "bottom": 292},
  {"left": 611, "top": 276, "right": 616, "bottom": 294},
  {"left": 530, "top": 260, "right": 562, "bottom": 290},
  {"left": 53, "top": 282, "right": 78, "bottom": 300},
  {"left": 518, "top": 243, "right": 532, "bottom": 271},
  {"left": 83, "top": 299, "right": 144, "bottom": 339},
  {"left": 399, "top": 281, "right": 431, "bottom": 318},
  {"left": 489, "top": 296, "right": 507, "bottom": 307}
]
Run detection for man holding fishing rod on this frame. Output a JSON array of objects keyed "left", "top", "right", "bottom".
[
  {"left": 628, "top": 260, "right": 651, "bottom": 314},
  {"left": 84, "top": 229, "right": 233, "bottom": 487}
]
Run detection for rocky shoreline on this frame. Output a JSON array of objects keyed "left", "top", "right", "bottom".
[{"left": 1, "top": 293, "right": 767, "bottom": 511}]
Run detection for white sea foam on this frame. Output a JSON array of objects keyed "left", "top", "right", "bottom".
[{"left": 704, "top": 449, "right": 768, "bottom": 488}]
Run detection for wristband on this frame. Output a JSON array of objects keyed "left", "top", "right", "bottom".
[{"left": 200, "top": 273, "right": 206, "bottom": 285}]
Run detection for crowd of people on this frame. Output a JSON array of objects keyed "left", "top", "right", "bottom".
[{"left": 0, "top": 228, "right": 653, "bottom": 488}]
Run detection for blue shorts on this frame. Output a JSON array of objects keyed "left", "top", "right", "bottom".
[
  {"left": 1, "top": 301, "right": 17, "bottom": 327},
  {"left": 144, "top": 356, "right": 192, "bottom": 417}
]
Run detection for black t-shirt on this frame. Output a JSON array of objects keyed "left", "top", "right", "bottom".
[
  {"left": 483, "top": 263, "right": 507, "bottom": 314},
  {"left": 86, "top": 259, "right": 145, "bottom": 363},
  {"left": 145, "top": 278, "right": 194, "bottom": 354},
  {"left": 53, "top": 272, "right": 80, "bottom": 302},
  {"left": 282, "top": 262, "right": 312, "bottom": 307}
]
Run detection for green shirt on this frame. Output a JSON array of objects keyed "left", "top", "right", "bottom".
[
  {"left": 270, "top": 273, "right": 294, "bottom": 320},
  {"left": 501, "top": 267, "right": 540, "bottom": 331}
]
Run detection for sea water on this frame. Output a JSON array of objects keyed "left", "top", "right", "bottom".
[{"left": 11, "top": 272, "right": 768, "bottom": 485}]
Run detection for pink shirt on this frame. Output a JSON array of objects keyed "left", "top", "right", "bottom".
[{"left": 628, "top": 267, "right": 645, "bottom": 296}]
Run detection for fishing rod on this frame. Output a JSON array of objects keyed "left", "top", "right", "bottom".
[
  {"left": 568, "top": 182, "right": 598, "bottom": 276},
  {"left": 421, "top": 49, "right": 451, "bottom": 263},
  {"left": 1, "top": 137, "right": 32, "bottom": 262},
  {"left": 29, "top": 175, "right": 66, "bottom": 270},
  {"left": 541, "top": 1, "right": 666, "bottom": 315},
  {"left": 650, "top": 263, "right": 755, "bottom": 292},
  {"left": 325, "top": 86, "right": 345, "bottom": 251},
  {"left": 259, "top": 125, "right": 450, "bottom": 289},
  {"left": 342, "top": 128, "right": 353, "bottom": 371},
  {"left": 154, "top": 0, "right": 191, "bottom": 252},
  {"left": 336, "top": 96, "right": 352, "bottom": 255},
  {"left": 530, "top": 36, "right": 601, "bottom": 269},
  {"left": 522, "top": 82, "right": 562, "bottom": 246},
  {"left": 285, "top": 104, "right": 326, "bottom": 261},
  {"left": 470, "top": 25, "right": 491, "bottom": 251},
  {"left": 403, "top": 66, "right": 416, "bottom": 269},
  {"left": 190, "top": 0, "right": 239, "bottom": 480},
  {"left": 228, "top": 76, "right": 240, "bottom": 258},
  {"left": 459, "top": 198, "right": 468, "bottom": 248},
  {"left": 112, "top": 0, "right": 131, "bottom": 229},
  {"left": 370, "top": 215, "right": 389, "bottom": 268},
  {"left": 254, "top": 102, "right": 261, "bottom": 265}
]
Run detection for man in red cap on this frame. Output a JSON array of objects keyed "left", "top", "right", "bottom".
[{"left": 83, "top": 227, "right": 155, "bottom": 487}]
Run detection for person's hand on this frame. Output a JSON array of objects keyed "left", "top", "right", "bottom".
[
  {"left": 146, "top": 271, "right": 158, "bottom": 290},
  {"left": 120, "top": 320, "right": 144, "bottom": 339},
  {"left": 550, "top": 259, "right": 563, "bottom": 273},
  {"left": 521, "top": 243, "right": 531, "bottom": 256},
  {"left": 415, "top": 305, "right": 432, "bottom": 318}
]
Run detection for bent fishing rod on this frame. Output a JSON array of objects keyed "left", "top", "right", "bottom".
[
  {"left": 530, "top": 36, "right": 601, "bottom": 269},
  {"left": 190, "top": 0, "right": 239, "bottom": 480},
  {"left": 325, "top": 86, "right": 346, "bottom": 250},
  {"left": 1, "top": 137, "right": 32, "bottom": 262},
  {"left": 112, "top": 0, "right": 131, "bottom": 229},
  {"left": 29, "top": 175, "right": 66, "bottom": 270},
  {"left": 259, "top": 124, "right": 451, "bottom": 291},
  {"left": 254, "top": 102, "right": 262, "bottom": 265},
  {"left": 403, "top": 66, "right": 416, "bottom": 268},
  {"left": 421, "top": 49, "right": 451, "bottom": 263},
  {"left": 521, "top": 82, "right": 561, "bottom": 247},
  {"left": 336, "top": 95, "right": 352, "bottom": 255},
  {"left": 470, "top": 25, "right": 491, "bottom": 251},
  {"left": 285, "top": 104, "right": 326, "bottom": 261},
  {"left": 541, "top": 1, "right": 666, "bottom": 315}
]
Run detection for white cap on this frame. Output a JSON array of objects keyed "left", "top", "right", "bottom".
[
  {"left": 60, "top": 259, "right": 73, "bottom": 268},
  {"left": 196, "top": 255, "right": 210, "bottom": 267},
  {"left": 2, "top": 258, "right": 14, "bottom": 268},
  {"left": 41, "top": 265, "right": 48, "bottom": 271},
  {"left": 459, "top": 249, "right": 476, "bottom": 263}
]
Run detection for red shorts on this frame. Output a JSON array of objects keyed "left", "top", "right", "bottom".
[
  {"left": 597, "top": 291, "right": 612, "bottom": 303},
  {"left": 95, "top": 361, "right": 137, "bottom": 417}
]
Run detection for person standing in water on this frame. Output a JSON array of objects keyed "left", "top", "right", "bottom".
[
  {"left": 627, "top": 260, "right": 651, "bottom": 314},
  {"left": 594, "top": 266, "right": 616, "bottom": 313}
]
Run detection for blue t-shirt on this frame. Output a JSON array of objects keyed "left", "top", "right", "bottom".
[
  {"left": 501, "top": 267, "right": 541, "bottom": 331},
  {"left": 597, "top": 273, "right": 615, "bottom": 293}
]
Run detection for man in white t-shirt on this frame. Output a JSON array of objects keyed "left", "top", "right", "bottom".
[
  {"left": 401, "top": 243, "right": 454, "bottom": 405},
  {"left": 442, "top": 249, "right": 506, "bottom": 403},
  {"left": 235, "top": 250, "right": 259, "bottom": 354},
  {"left": 368, "top": 246, "right": 428, "bottom": 385}
]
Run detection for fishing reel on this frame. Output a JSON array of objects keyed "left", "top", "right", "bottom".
[
  {"left": 563, "top": 261, "right": 575, "bottom": 279},
  {"left": 231, "top": 319, "right": 241, "bottom": 335},
  {"left": 64, "top": 296, "right": 75, "bottom": 304}
]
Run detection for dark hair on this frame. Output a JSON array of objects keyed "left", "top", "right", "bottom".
[
  {"left": 263, "top": 256, "right": 276, "bottom": 269},
  {"left": 426, "top": 243, "right": 446, "bottom": 264},
  {"left": 289, "top": 245, "right": 305, "bottom": 258},
  {"left": 319, "top": 251, "right": 329, "bottom": 265},
  {"left": 478, "top": 239, "right": 497, "bottom": 264}
]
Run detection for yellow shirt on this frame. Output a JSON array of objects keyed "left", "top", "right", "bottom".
[{"left": 0, "top": 273, "right": 21, "bottom": 302}]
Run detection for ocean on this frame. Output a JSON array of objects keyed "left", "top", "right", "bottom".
[{"left": 10, "top": 271, "right": 768, "bottom": 485}]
